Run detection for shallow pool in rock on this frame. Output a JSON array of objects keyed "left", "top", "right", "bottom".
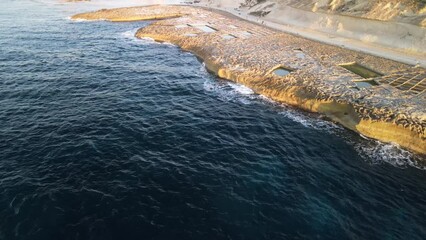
[
  {"left": 194, "top": 25, "right": 217, "bottom": 33},
  {"left": 273, "top": 67, "right": 292, "bottom": 76},
  {"left": 354, "top": 80, "right": 380, "bottom": 88}
]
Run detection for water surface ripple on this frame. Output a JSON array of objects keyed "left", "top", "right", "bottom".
[{"left": 0, "top": 1, "right": 425, "bottom": 240}]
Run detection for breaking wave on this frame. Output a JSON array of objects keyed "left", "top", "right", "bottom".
[
  {"left": 202, "top": 76, "right": 424, "bottom": 169},
  {"left": 355, "top": 140, "right": 425, "bottom": 169},
  {"left": 1, "top": 1, "right": 426, "bottom": 239},
  {"left": 121, "top": 29, "right": 176, "bottom": 46},
  {"left": 203, "top": 80, "right": 255, "bottom": 105},
  {"left": 278, "top": 107, "right": 343, "bottom": 132}
]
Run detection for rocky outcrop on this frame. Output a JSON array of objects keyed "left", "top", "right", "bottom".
[{"left": 71, "top": 5, "right": 426, "bottom": 156}]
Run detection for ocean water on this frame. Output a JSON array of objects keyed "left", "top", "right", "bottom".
[{"left": 0, "top": 0, "right": 425, "bottom": 240}]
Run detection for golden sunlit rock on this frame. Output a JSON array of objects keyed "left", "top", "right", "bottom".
[{"left": 72, "top": 5, "right": 426, "bottom": 156}]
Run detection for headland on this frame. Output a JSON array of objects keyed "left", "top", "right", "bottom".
[{"left": 72, "top": 5, "right": 426, "bottom": 156}]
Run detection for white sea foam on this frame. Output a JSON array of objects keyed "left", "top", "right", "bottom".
[
  {"left": 278, "top": 106, "right": 425, "bottom": 169},
  {"left": 120, "top": 29, "right": 150, "bottom": 42},
  {"left": 258, "top": 94, "right": 276, "bottom": 104},
  {"left": 228, "top": 83, "right": 254, "bottom": 95},
  {"left": 121, "top": 29, "right": 138, "bottom": 39},
  {"left": 202, "top": 74, "right": 425, "bottom": 169},
  {"left": 106, "top": 29, "right": 426, "bottom": 170},
  {"left": 279, "top": 107, "right": 343, "bottom": 132},
  {"left": 280, "top": 108, "right": 424, "bottom": 169},
  {"left": 120, "top": 30, "right": 176, "bottom": 47},
  {"left": 121, "top": 32, "right": 153, "bottom": 47},
  {"left": 355, "top": 140, "right": 424, "bottom": 169},
  {"left": 121, "top": 30, "right": 155, "bottom": 44},
  {"left": 137, "top": 36, "right": 176, "bottom": 46},
  {"left": 203, "top": 80, "right": 255, "bottom": 105},
  {"left": 202, "top": 77, "right": 426, "bottom": 169},
  {"left": 67, "top": 17, "right": 106, "bottom": 22},
  {"left": 161, "top": 41, "right": 176, "bottom": 47},
  {"left": 203, "top": 76, "right": 339, "bottom": 128}
]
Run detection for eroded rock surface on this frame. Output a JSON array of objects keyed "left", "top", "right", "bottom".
[{"left": 72, "top": 5, "right": 426, "bottom": 156}]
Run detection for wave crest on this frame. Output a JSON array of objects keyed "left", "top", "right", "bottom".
[{"left": 355, "top": 141, "right": 425, "bottom": 169}]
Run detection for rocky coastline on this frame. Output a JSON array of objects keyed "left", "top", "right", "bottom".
[{"left": 72, "top": 5, "right": 426, "bottom": 156}]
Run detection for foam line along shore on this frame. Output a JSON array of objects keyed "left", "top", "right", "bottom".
[{"left": 72, "top": 5, "right": 426, "bottom": 156}]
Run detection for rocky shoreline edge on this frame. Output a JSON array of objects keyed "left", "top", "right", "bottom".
[{"left": 72, "top": 5, "right": 426, "bottom": 157}]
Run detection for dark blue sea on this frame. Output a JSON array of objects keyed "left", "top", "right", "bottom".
[{"left": 0, "top": 0, "right": 425, "bottom": 239}]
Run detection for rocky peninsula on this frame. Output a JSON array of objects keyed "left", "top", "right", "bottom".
[{"left": 72, "top": 5, "right": 426, "bottom": 156}]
